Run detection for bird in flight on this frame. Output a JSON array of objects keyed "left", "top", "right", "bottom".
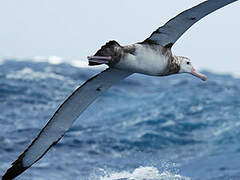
[{"left": 2, "top": 0, "right": 238, "bottom": 179}]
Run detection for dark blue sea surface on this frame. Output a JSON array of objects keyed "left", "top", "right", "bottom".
[{"left": 0, "top": 59, "right": 240, "bottom": 180}]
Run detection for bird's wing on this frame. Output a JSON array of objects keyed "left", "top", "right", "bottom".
[
  {"left": 142, "top": 0, "right": 238, "bottom": 47},
  {"left": 2, "top": 68, "right": 132, "bottom": 180}
]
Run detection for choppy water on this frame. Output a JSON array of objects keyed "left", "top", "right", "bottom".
[{"left": 0, "top": 59, "right": 240, "bottom": 180}]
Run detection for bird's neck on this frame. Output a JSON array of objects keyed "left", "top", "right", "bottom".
[{"left": 163, "top": 55, "right": 180, "bottom": 76}]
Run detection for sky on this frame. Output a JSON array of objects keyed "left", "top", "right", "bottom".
[{"left": 0, "top": 0, "right": 239, "bottom": 75}]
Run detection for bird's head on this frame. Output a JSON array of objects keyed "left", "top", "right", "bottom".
[{"left": 178, "top": 56, "right": 207, "bottom": 81}]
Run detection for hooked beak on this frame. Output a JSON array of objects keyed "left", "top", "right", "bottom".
[{"left": 191, "top": 67, "right": 207, "bottom": 81}]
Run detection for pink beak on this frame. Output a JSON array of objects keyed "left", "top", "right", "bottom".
[{"left": 191, "top": 67, "right": 207, "bottom": 81}]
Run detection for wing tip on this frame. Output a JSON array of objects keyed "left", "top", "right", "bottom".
[{"left": 2, "top": 160, "right": 28, "bottom": 180}]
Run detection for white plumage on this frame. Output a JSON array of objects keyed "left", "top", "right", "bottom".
[{"left": 115, "top": 44, "right": 169, "bottom": 75}]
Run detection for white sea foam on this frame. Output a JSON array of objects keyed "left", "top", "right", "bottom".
[
  {"left": 6, "top": 67, "right": 66, "bottom": 81},
  {"left": 32, "top": 56, "right": 94, "bottom": 68},
  {"left": 98, "top": 166, "right": 191, "bottom": 180},
  {"left": 0, "top": 55, "right": 106, "bottom": 69},
  {"left": 200, "top": 67, "right": 240, "bottom": 79}
]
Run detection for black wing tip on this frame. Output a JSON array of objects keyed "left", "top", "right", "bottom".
[{"left": 2, "top": 160, "right": 28, "bottom": 180}]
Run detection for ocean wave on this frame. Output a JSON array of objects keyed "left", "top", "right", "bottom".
[
  {"left": 6, "top": 67, "right": 66, "bottom": 81},
  {"left": 0, "top": 56, "right": 102, "bottom": 69},
  {"left": 0, "top": 59, "right": 240, "bottom": 179},
  {"left": 98, "top": 166, "right": 191, "bottom": 180}
]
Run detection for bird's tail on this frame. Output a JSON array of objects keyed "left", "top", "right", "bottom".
[{"left": 88, "top": 40, "right": 122, "bottom": 66}]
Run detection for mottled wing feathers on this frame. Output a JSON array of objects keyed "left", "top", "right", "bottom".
[
  {"left": 2, "top": 68, "right": 132, "bottom": 180},
  {"left": 143, "top": 0, "right": 238, "bottom": 46}
]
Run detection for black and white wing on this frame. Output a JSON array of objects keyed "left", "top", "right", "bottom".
[
  {"left": 143, "top": 0, "right": 238, "bottom": 47},
  {"left": 2, "top": 68, "right": 132, "bottom": 180}
]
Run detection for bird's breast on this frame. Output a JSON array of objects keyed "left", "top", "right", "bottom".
[{"left": 114, "top": 44, "right": 169, "bottom": 76}]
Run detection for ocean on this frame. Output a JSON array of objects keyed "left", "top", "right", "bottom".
[{"left": 0, "top": 58, "right": 240, "bottom": 180}]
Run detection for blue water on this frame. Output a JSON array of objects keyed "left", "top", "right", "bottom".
[{"left": 0, "top": 59, "right": 240, "bottom": 180}]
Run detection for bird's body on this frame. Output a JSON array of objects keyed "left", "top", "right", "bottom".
[
  {"left": 116, "top": 44, "right": 173, "bottom": 76},
  {"left": 110, "top": 43, "right": 172, "bottom": 76},
  {"left": 2, "top": 0, "right": 238, "bottom": 179},
  {"left": 88, "top": 42, "right": 180, "bottom": 76}
]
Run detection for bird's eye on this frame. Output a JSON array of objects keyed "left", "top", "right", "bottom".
[{"left": 187, "top": 62, "right": 190, "bottom": 65}]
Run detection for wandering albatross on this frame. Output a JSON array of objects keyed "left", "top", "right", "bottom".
[{"left": 2, "top": 0, "right": 238, "bottom": 179}]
